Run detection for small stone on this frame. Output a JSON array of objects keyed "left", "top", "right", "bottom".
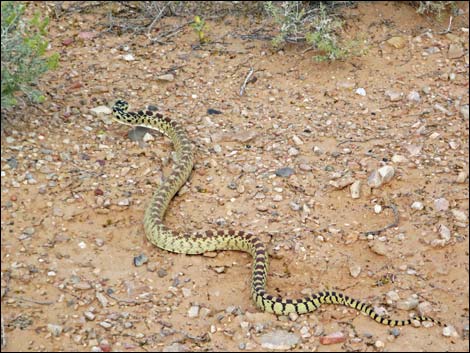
[
  {"left": 260, "top": 330, "right": 300, "bottom": 350},
  {"left": 298, "top": 163, "right": 312, "bottom": 171},
  {"left": 292, "top": 135, "right": 303, "bottom": 145},
  {"left": 157, "top": 73, "right": 175, "bottom": 81},
  {"left": 378, "top": 165, "right": 394, "bottom": 183},
  {"left": 157, "top": 268, "right": 168, "bottom": 278},
  {"left": 118, "top": 198, "right": 130, "bottom": 206},
  {"left": 374, "top": 204, "right": 382, "bottom": 214},
  {"left": 319, "top": 331, "right": 346, "bottom": 345},
  {"left": 330, "top": 176, "right": 355, "bottom": 190},
  {"left": 390, "top": 328, "right": 400, "bottom": 337},
  {"left": 84, "top": 311, "right": 96, "bottom": 321},
  {"left": 355, "top": 88, "right": 366, "bottom": 96},
  {"left": 448, "top": 44, "right": 464, "bottom": 59},
  {"left": 434, "top": 198, "right": 449, "bottom": 211},
  {"left": 391, "top": 154, "right": 408, "bottom": 164},
  {"left": 143, "top": 132, "right": 154, "bottom": 142},
  {"left": 288, "top": 147, "right": 299, "bottom": 156},
  {"left": 368, "top": 170, "right": 382, "bottom": 188},
  {"left": 396, "top": 295, "right": 419, "bottom": 310},
  {"left": 90, "top": 106, "right": 112, "bottom": 116},
  {"left": 133, "top": 254, "right": 148, "bottom": 267},
  {"left": 451, "top": 209, "right": 467, "bottom": 222},
  {"left": 275, "top": 167, "right": 295, "bottom": 178},
  {"left": 375, "top": 340, "right": 385, "bottom": 348},
  {"left": 460, "top": 105, "right": 469, "bottom": 120},
  {"left": 438, "top": 224, "right": 451, "bottom": 241},
  {"left": 417, "top": 301, "right": 433, "bottom": 316},
  {"left": 122, "top": 53, "right": 135, "bottom": 61},
  {"left": 386, "top": 291, "right": 400, "bottom": 302},
  {"left": 47, "top": 324, "right": 63, "bottom": 337},
  {"left": 350, "top": 180, "right": 361, "bottom": 199},
  {"left": 387, "top": 36, "right": 406, "bottom": 49},
  {"left": 407, "top": 91, "right": 421, "bottom": 103},
  {"left": 456, "top": 171, "right": 468, "bottom": 184},
  {"left": 349, "top": 264, "right": 361, "bottom": 278},
  {"left": 442, "top": 325, "right": 459, "bottom": 338},
  {"left": 370, "top": 241, "right": 388, "bottom": 256},
  {"left": 385, "top": 90, "right": 402, "bottom": 102},
  {"left": 100, "top": 321, "right": 113, "bottom": 329},
  {"left": 181, "top": 288, "right": 192, "bottom": 298},
  {"left": 411, "top": 201, "right": 424, "bottom": 210},
  {"left": 405, "top": 144, "right": 422, "bottom": 156},
  {"left": 188, "top": 305, "right": 200, "bottom": 318}
]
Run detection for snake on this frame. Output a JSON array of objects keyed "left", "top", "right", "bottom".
[{"left": 111, "top": 99, "right": 443, "bottom": 327}]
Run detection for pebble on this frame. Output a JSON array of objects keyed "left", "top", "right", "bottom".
[
  {"left": 407, "top": 90, "right": 421, "bottom": 103},
  {"left": 157, "top": 268, "right": 168, "bottom": 277},
  {"left": 386, "top": 36, "right": 406, "bottom": 49},
  {"left": 157, "top": 73, "right": 175, "bottom": 81},
  {"left": 133, "top": 254, "right": 148, "bottom": 267},
  {"left": 288, "top": 147, "right": 299, "bottom": 156},
  {"left": 390, "top": 328, "right": 400, "bottom": 337},
  {"left": 243, "top": 164, "right": 257, "bottom": 173},
  {"left": 438, "top": 224, "right": 451, "bottom": 241},
  {"left": 385, "top": 90, "right": 402, "bottom": 102},
  {"left": 299, "top": 163, "right": 312, "bottom": 171},
  {"left": 448, "top": 44, "right": 464, "bottom": 59},
  {"left": 434, "top": 198, "right": 449, "bottom": 211},
  {"left": 378, "top": 165, "right": 395, "bottom": 183},
  {"left": 319, "top": 331, "right": 346, "bottom": 345},
  {"left": 47, "top": 323, "right": 63, "bottom": 337},
  {"left": 456, "top": 171, "right": 468, "bottom": 183},
  {"left": 349, "top": 264, "right": 361, "bottom": 278},
  {"left": 84, "top": 311, "right": 96, "bottom": 321},
  {"left": 411, "top": 201, "right": 424, "bottom": 210},
  {"left": 128, "top": 126, "right": 152, "bottom": 141},
  {"left": 391, "top": 154, "right": 408, "bottom": 164},
  {"left": 417, "top": 301, "right": 433, "bottom": 316},
  {"left": 374, "top": 204, "right": 382, "bottom": 214},
  {"left": 451, "top": 209, "right": 467, "bottom": 222},
  {"left": 143, "top": 132, "right": 154, "bottom": 142},
  {"left": 292, "top": 135, "right": 303, "bottom": 145},
  {"left": 188, "top": 305, "right": 199, "bottom": 318},
  {"left": 374, "top": 340, "right": 385, "bottom": 348},
  {"left": 350, "top": 180, "right": 361, "bottom": 199},
  {"left": 260, "top": 330, "right": 300, "bottom": 350},
  {"left": 355, "top": 87, "right": 366, "bottom": 96},
  {"left": 90, "top": 106, "right": 112, "bottom": 116},
  {"left": 118, "top": 198, "right": 130, "bottom": 206},
  {"left": 460, "top": 104, "right": 469, "bottom": 120},
  {"left": 442, "top": 325, "right": 459, "bottom": 337},
  {"left": 370, "top": 241, "right": 388, "bottom": 256},
  {"left": 396, "top": 295, "right": 419, "bottom": 310},
  {"left": 329, "top": 176, "right": 355, "bottom": 189},
  {"left": 275, "top": 167, "right": 295, "bottom": 178}
]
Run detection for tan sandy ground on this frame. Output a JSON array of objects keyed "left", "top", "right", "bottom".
[{"left": 1, "top": 2, "right": 469, "bottom": 352}]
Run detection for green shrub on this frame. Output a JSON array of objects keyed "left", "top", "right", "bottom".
[
  {"left": 1, "top": 1, "right": 59, "bottom": 109},
  {"left": 263, "top": 2, "right": 360, "bottom": 62},
  {"left": 414, "top": 1, "right": 456, "bottom": 19}
]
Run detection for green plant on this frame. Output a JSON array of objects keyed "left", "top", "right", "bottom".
[
  {"left": 191, "top": 15, "right": 208, "bottom": 44},
  {"left": 1, "top": 1, "right": 59, "bottom": 109},
  {"left": 264, "top": 2, "right": 360, "bottom": 62},
  {"left": 414, "top": 1, "right": 456, "bottom": 19}
]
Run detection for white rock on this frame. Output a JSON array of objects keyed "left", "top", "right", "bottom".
[
  {"left": 157, "top": 73, "right": 175, "bottom": 82},
  {"left": 188, "top": 305, "right": 200, "bottom": 318},
  {"left": 260, "top": 330, "right": 300, "bottom": 350},
  {"left": 378, "top": 165, "right": 395, "bottom": 183},
  {"left": 407, "top": 90, "right": 421, "bottom": 103},
  {"left": 350, "top": 180, "right": 361, "bottom": 199},
  {"left": 355, "top": 88, "right": 366, "bottom": 96},
  {"left": 122, "top": 53, "right": 135, "bottom": 61},
  {"left": 368, "top": 170, "right": 383, "bottom": 188},
  {"left": 349, "top": 264, "right": 361, "bottom": 278},
  {"left": 442, "top": 325, "right": 459, "bottom": 337},
  {"left": 47, "top": 324, "right": 63, "bottom": 337},
  {"left": 411, "top": 201, "right": 424, "bottom": 210},
  {"left": 460, "top": 104, "right": 469, "bottom": 120},
  {"left": 292, "top": 135, "right": 303, "bottom": 145},
  {"left": 391, "top": 154, "right": 408, "bottom": 164},
  {"left": 438, "top": 224, "right": 451, "bottom": 241},
  {"left": 451, "top": 209, "right": 468, "bottom": 222},
  {"left": 385, "top": 90, "right": 402, "bottom": 101},
  {"left": 456, "top": 171, "right": 468, "bottom": 183},
  {"left": 143, "top": 132, "right": 154, "bottom": 142},
  {"left": 90, "top": 106, "right": 112, "bottom": 116},
  {"left": 374, "top": 204, "right": 382, "bottom": 213},
  {"left": 434, "top": 198, "right": 449, "bottom": 211}
]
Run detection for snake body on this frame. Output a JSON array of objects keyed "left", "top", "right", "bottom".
[{"left": 112, "top": 100, "right": 442, "bottom": 327}]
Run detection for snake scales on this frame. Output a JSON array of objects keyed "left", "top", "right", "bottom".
[{"left": 112, "top": 99, "right": 442, "bottom": 327}]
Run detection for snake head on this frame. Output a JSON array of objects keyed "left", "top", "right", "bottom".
[{"left": 113, "top": 99, "right": 129, "bottom": 113}]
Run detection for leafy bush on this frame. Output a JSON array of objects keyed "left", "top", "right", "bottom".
[
  {"left": 414, "top": 1, "right": 456, "bottom": 19},
  {"left": 1, "top": 1, "right": 59, "bottom": 109},
  {"left": 263, "top": 2, "right": 360, "bottom": 61}
]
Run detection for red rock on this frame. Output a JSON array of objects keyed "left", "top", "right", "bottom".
[
  {"left": 319, "top": 331, "right": 346, "bottom": 345},
  {"left": 62, "top": 38, "right": 74, "bottom": 46}
]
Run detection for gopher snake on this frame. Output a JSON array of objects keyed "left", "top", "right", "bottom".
[{"left": 112, "top": 100, "right": 442, "bottom": 327}]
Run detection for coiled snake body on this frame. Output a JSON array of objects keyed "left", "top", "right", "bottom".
[{"left": 112, "top": 100, "right": 442, "bottom": 327}]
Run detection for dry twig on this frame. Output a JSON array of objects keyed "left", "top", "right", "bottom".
[{"left": 239, "top": 67, "right": 255, "bottom": 96}]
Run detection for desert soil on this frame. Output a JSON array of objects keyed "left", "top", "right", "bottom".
[{"left": 1, "top": 2, "right": 469, "bottom": 352}]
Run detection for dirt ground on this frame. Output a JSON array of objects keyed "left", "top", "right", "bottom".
[{"left": 1, "top": 2, "right": 469, "bottom": 352}]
